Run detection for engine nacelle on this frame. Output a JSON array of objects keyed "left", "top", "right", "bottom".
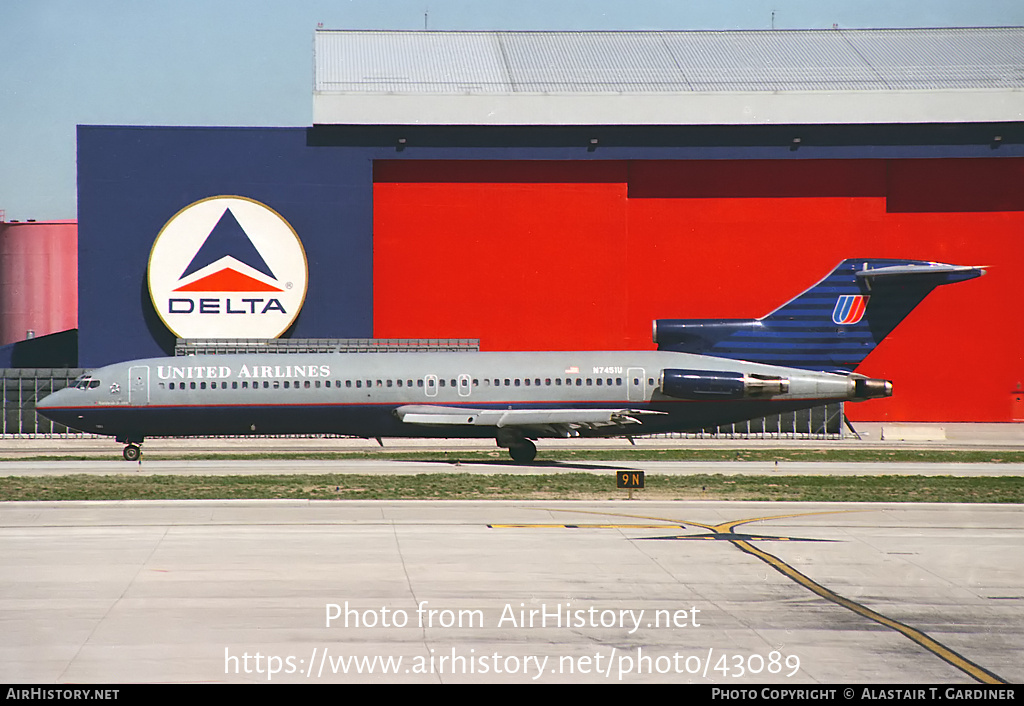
[
  {"left": 659, "top": 369, "right": 790, "bottom": 400},
  {"left": 853, "top": 377, "right": 893, "bottom": 399}
]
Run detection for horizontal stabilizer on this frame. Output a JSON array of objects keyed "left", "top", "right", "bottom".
[{"left": 854, "top": 262, "right": 985, "bottom": 282}]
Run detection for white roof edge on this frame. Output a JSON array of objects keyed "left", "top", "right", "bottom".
[
  {"left": 314, "top": 89, "right": 1024, "bottom": 126},
  {"left": 313, "top": 27, "right": 1024, "bottom": 126}
]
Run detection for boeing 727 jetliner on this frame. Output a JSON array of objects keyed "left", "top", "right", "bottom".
[{"left": 37, "top": 259, "right": 983, "bottom": 462}]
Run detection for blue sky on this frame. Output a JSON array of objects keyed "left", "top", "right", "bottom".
[{"left": 3, "top": 0, "right": 1023, "bottom": 220}]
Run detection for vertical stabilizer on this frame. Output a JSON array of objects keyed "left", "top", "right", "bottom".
[{"left": 654, "top": 259, "right": 984, "bottom": 373}]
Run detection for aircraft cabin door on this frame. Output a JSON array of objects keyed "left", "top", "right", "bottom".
[
  {"left": 457, "top": 374, "right": 471, "bottom": 397},
  {"left": 128, "top": 366, "right": 150, "bottom": 406},
  {"left": 627, "top": 367, "right": 645, "bottom": 402}
]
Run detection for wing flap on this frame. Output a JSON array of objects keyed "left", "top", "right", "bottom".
[{"left": 394, "top": 405, "right": 662, "bottom": 429}]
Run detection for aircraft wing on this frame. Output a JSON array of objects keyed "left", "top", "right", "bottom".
[{"left": 394, "top": 405, "right": 663, "bottom": 434}]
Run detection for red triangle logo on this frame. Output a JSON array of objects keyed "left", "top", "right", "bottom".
[{"left": 173, "top": 267, "right": 283, "bottom": 292}]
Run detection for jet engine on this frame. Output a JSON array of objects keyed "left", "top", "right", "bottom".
[{"left": 659, "top": 369, "right": 789, "bottom": 400}]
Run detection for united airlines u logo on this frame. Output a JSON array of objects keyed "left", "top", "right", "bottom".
[
  {"left": 148, "top": 196, "right": 308, "bottom": 339},
  {"left": 832, "top": 294, "right": 869, "bottom": 325}
]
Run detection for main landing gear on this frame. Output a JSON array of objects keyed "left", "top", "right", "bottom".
[
  {"left": 507, "top": 440, "right": 537, "bottom": 464},
  {"left": 496, "top": 429, "right": 537, "bottom": 464}
]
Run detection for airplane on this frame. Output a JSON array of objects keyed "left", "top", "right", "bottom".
[{"left": 36, "top": 259, "right": 983, "bottom": 462}]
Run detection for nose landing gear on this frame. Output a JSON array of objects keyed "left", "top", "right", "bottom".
[{"left": 116, "top": 436, "right": 144, "bottom": 462}]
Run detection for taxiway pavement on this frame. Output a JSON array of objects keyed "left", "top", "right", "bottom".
[{"left": 1, "top": 499, "right": 1021, "bottom": 684}]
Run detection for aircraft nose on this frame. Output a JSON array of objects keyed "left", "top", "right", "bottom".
[
  {"left": 36, "top": 391, "right": 57, "bottom": 410},
  {"left": 36, "top": 388, "right": 69, "bottom": 412}
]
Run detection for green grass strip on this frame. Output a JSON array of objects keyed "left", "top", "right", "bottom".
[{"left": 2, "top": 473, "right": 1022, "bottom": 503}]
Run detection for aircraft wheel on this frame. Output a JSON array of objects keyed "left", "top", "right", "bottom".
[
  {"left": 123, "top": 444, "right": 141, "bottom": 462},
  {"left": 508, "top": 441, "right": 537, "bottom": 464}
]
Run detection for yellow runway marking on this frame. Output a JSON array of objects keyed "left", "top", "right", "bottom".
[
  {"left": 490, "top": 523, "right": 687, "bottom": 529},
  {"left": 731, "top": 539, "right": 1005, "bottom": 685},
  {"left": 493, "top": 507, "right": 1007, "bottom": 684}
]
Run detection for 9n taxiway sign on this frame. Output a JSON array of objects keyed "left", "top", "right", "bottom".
[{"left": 148, "top": 196, "right": 308, "bottom": 339}]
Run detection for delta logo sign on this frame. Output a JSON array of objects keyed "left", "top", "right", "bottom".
[{"left": 148, "top": 196, "right": 308, "bottom": 339}]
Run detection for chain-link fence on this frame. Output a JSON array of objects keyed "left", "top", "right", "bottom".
[{"left": 1, "top": 368, "right": 88, "bottom": 436}]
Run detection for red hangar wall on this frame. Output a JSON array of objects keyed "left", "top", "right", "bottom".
[{"left": 373, "top": 158, "right": 1024, "bottom": 423}]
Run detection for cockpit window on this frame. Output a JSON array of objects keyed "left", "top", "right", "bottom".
[{"left": 74, "top": 377, "right": 101, "bottom": 390}]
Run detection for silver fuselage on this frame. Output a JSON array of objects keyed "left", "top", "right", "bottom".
[{"left": 37, "top": 350, "right": 870, "bottom": 442}]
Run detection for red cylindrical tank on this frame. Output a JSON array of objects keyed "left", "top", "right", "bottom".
[{"left": 0, "top": 220, "right": 78, "bottom": 346}]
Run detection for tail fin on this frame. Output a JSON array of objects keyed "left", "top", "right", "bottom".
[{"left": 654, "top": 259, "right": 984, "bottom": 373}]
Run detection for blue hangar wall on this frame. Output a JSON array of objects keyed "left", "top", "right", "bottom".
[{"left": 77, "top": 126, "right": 375, "bottom": 367}]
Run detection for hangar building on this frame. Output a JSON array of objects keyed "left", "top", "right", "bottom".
[{"left": 72, "top": 28, "right": 1024, "bottom": 424}]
